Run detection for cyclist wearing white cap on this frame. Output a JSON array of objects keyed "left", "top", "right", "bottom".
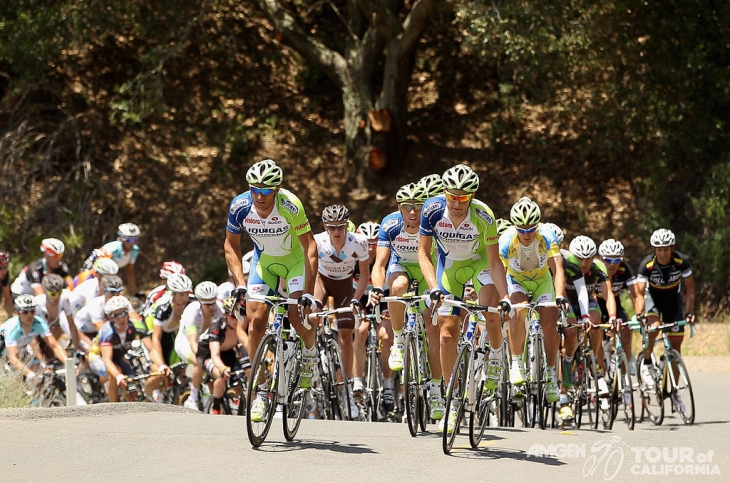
[{"left": 11, "top": 238, "right": 73, "bottom": 296}]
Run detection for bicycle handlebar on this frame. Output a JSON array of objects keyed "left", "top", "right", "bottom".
[
  {"left": 377, "top": 294, "right": 435, "bottom": 326},
  {"left": 510, "top": 301, "right": 559, "bottom": 310},
  {"left": 440, "top": 299, "right": 500, "bottom": 314},
  {"left": 307, "top": 306, "right": 360, "bottom": 326},
  {"left": 246, "top": 295, "right": 312, "bottom": 330}
]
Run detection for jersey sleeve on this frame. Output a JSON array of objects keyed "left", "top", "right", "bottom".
[
  {"left": 34, "top": 317, "right": 52, "bottom": 339},
  {"left": 226, "top": 193, "right": 253, "bottom": 235},
  {"left": 27, "top": 261, "right": 44, "bottom": 286},
  {"left": 282, "top": 191, "right": 311, "bottom": 237},
  {"left": 498, "top": 230, "right": 513, "bottom": 261},
  {"left": 675, "top": 252, "right": 693, "bottom": 278},
  {"left": 472, "top": 203, "right": 498, "bottom": 246},
  {"left": 354, "top": 234, "right": 370, "bottom": 261},
  {"left": 419, "top": 199, "right": 443, "bottom": 237},
  {"left": 539, "top": 226, "right": 560, "bottom": 258},
  {"left": 635, "top": 255, "right": 653, "bottom": 284},
  {"left": 129, "top": 245, "right": 140, "bottom": 264},
  {"left": 99, "top": 323, "right": 115, "bottom": 346},
  {"left": 378, "top": 214, "right": 398, "bottom": 248}
]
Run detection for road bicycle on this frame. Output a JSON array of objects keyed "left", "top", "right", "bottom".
[
  {"left": 245, "top": 295, "right": 309, "bottom": 447},
  {"left": 439, "top": 298, "right": 501, "bottom": 454},
  {"left": 636, "top": 318, "right": 695, "bottom": 425},
  {"left": 557, "top": 320, "right": 600, "bottom": 430}
]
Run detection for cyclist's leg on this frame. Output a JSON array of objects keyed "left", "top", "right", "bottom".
[
  {"left": 378, "top": 316, "right": 396, "bottom": 412},
  {"left": 507, "top": 275, "right": 529, "bottom": 383},
  {"left": 245, "top": 254, "right": 276, "bottom": 359},
  {"left": 353, "top": 316, "right": 368, "bottom": 393},
  {"left": 561, "top": 313, "right": 579, "bottom": 395},
  {"left": 386, "top": 270, "right": 410, "bottom": 371},
  {"left": 588, "top": 302, "right": 606, "bottom": 373},
  {"left": 175, "top": 331, "right": 203, "bottom": 406}
]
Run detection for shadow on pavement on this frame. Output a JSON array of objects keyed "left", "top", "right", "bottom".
[
  {"left": 255, "top": 439, "right": 378, "bottom": 454},
  {"left": 448, "top": 446, "right": 568, "bottom": 465}
]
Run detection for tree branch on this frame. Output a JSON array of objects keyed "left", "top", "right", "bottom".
[
  {"left": 356, "top": 0, "right": 402, "bottom": 39},
  {"left": 254, "top": 0, "right": 349, "bottom": 87}
]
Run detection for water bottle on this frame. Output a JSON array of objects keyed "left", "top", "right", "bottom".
[
  {"left": 273, "top": 313, "right": 283, "bottom": 333},
  {"left": 474, "top": 349, "right": 485, "bottom": 376},
  {"left": 464, "top": 319, "right": 477, "bottom": 341},
  {"left": 283, "top": 339, "right": 296, "bottom": 367}
]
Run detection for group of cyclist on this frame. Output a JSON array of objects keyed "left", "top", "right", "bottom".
[{"left": 0, "top": 158, "right": 696, "bottom": 432}]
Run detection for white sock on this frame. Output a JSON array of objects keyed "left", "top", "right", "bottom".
[
  {"left": 490, "top": 344, "right": 503, "bottom": 358},
  {"left": 190, "top": 387, "right": 199, "bottom": 403},
  {"left": 393, "top": 330, "right": 403, "bottom": 345},
  {"left": 353, "top": 377, "right": 363, "bottom": 390},
  {"left": 303, "top": 345, "right": 317, "bottom": 358},
  {"left": 429, "top": 379, "right": 441, "bottom": 396}
]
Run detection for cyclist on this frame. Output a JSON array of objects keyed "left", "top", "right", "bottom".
[
  {"left": 635, "top": 228, "right": 696, "bottom": 388},
  {"left": 197, "top": 305, "right": 250, "bottom": 415},
  {"left": 567, "top": 235, "right": 616, "bottom": 401},
  {"left": 35, "top": 274, "right": 85, "bottom": 353},
  {"left": 224, "top": 159, "right": 318, "bottom": 422},
  {"left": 418, "top": 164, "right": 511, "bottom": 434},
  {"left": 144, "top": 273, "right": 192, "bottom": 402},
  {"left": 11, "top": 239, "right": 73, "bottom": 297},
  {"left": 83, "top": 223, "right": 142, "bottom": 296},
  {"left": 313, "top": 204, "right": 369, "bottom": 419},
  {"left": 1, "top": 295, "right": 68, "bottom": 380},
  {"left": 74, "top": 275, "right": 127, "bottom": 349},
  {"left": 175, "top": 281, "right": 224, "bottom": 410},
  {"left": 1, "top": 250, "right": 13, "bottom": 317},
  {"left": 596, "top": 239, "right": 640, "bottom": 370},
  {"left": 99, "top": 295, "right": 142, "bottom": 402},
  {"left": 218, "top": 251, "right": 254, "bottom": 301},
  {"left": 370, "top": 181, "right": 444, "bottom": 420},
  {"left": 499, "top": 197, "right": 567, "bottom": 403},
  {"left": 73, "top": 258, "right": 120, "bottom": 305},
  {"left": 140, "top": 261, "right": 187, "bottom": 316}
]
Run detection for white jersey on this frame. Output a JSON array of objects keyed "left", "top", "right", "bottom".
[
  {"left": 179, "top": 300, "right": 224, "bottom": 337},
  {"left": 74, "top": 295, "right": 106, "bottom": 333},
  {"left": 314, "top": 231, "right": 369, "bottom": 280},
  {"left": 36, "top": 290, "right": 86, "bottom": 325},
  {"left": 217, "top": 281, "right": 235, "bottom": 301},
  {"left": 73, "top": 277, "right": 101, "bottom": 305}
]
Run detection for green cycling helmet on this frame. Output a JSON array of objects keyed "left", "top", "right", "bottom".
[
  {"left": 246, "top": 159, "right": 283, "bottom": 187},
  {"left": 510, "top": 196, "right": 541, "bottom": 226},
  {"left": 442, "top": 164, "right": 479, "bottom": 193},
  {"left": 396, "top": 183, "right": 428, "bottom": 203},
  {"left": 419, "top": 174, "right": 444, "bottom": 198}
]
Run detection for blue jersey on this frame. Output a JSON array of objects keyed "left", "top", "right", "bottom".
[
  {"left": 0, "top": 316, "right": 51, "bottom": 355},
  {"left": 101, "top": 240, "right": 140, "bottom": 268},
  {"left": 378, "top": 212, "right": 420, "bottom": 265}
]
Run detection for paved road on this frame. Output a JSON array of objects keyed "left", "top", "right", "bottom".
[{"left": 1, "top": 372, "right": 727, "bottom": 483}]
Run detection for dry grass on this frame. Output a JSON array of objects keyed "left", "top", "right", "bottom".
[{"left": 0, "top": 369, "right": 33, "bottom": 408}]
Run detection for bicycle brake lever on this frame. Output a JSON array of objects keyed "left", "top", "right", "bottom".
[{"left": 300, "top": 306, "right": 312, "bottom": 331}]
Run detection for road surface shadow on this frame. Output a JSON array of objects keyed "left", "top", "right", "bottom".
[
  {"left": 448, "top": 446, "right": 567, "bottom": 465},
  {"left": 255, "top": 439, "right": 377, "bottom": 454}
]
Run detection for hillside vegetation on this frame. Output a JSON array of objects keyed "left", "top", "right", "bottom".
[{"left": 1, "top": 1, "right": 728, "bottom": 314}]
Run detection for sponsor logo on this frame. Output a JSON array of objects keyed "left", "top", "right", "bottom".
[
  {"left": 229, "top": 197, "right": 250, "bottom": 214},
  {"left": 395, "top": 236, "right": 410, "bottom": 243},
  {"left": 437, "top": 221, "right": 453, "bottom": 229},
  {"left": 281, "top": 199, "right": 298, "bottom": 214},
  {"left": 271, "top": 216, "right": 279, "bottom": 221},
  {"left": 247, "top": 227, "right": 290, "bottom": 236},
  {"left": 295, "top": 222, "right": 310, "bottom": 231},
  {"left": 474, "top": 208, "right": 494, "bottom": 225},
  {"left": 422, "top": 200, "right": 442, "bottom": 217},
  {"left": 382, "top": 217, "right": 400, "bottom": 231},
  {"left": 250, "top": 286, "right": 266, "bottom": 294},
  {"left": 244, "top": 218, "right": 261, "bottom": 225},
  {"left": 439, "top": 232, "right": 477, "bottom": 242}
]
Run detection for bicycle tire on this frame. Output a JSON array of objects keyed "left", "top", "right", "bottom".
[
  {"left": 246, "top": 333, "right": 278, "bottom": 448},
  {"left": 586, "top": 351, "right": 601, "bottom": 429},
  {"left": 328, "top": 339, "right": 353, "bottom": 421},
  {"left": 226, "top": 388, "right": 245, "bottom": 416},
  {"left": 469, "top": 376, "right": 490, "bottom": 447},
  {"left": 443, "top": 345, "right": 470, "bottom": 455},
  {"left": 283, "top": 350, "right": 305, "bottom": 440},
  {"left": 364, "top": 349, "right": 381, "bottom": 422},
  {"left": 636, "top": 352, "right": 664, "bottom": 425},
  {"left": 666, "top": 350, "right": 695, "bottom": 425},
  {"left": 403, "top": 332, "right": 420, "bottom": 437},
  {"left": 530, "top": 337, "right": 545, "bottom": 430},
  {"left": 620, "top": 353, "right": 636, "bottom": 430},
  {"left": 572, "top": 351, "right": 584, "bottom": 429},
  {"left": 316, "top": 352, "right": 335, "bottom": 420}
]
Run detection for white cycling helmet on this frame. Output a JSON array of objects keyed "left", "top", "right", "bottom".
[
  {"left": 14, "top": 294, "right": 38, "bottom": 312},
  {"left": 358, "top": 222, "right": 380, "bottom": 240},
  {"left": 242, "top": 250, "right": 255, "bottom": 275},
  {"left": 104, "top": 295, "right": 131, "bottom": 315},
  {"left": 496, "top": 218, "right": 513, "bottom": 236},
  {"left": 543, "top": 222, "right": 564, "bottom": 245},
  {"left": 40, "top": 238, "right": 65, "bottom": 256},
  {"left": 42, "top": 274, "right": 65, "bottom": 292},
  {"left": 510, "top": 197, "right": 541, "bottom": 226},
  {"left": 246, "top": 159, "right": 283, "bottom": 187},
  {"left": 419, "top": 174, "right": 443, "bottom": 198},
  {"left": 650, "top": 228, "right": 675, "bottom": 247},
  {"left": 442, "top": 164, "right": 479, "bottom": 193},
  {"left": 160, "top": 260, "right": 186, "bottom": 279},
  {"left": 396, "top": 183, "right": 428, "bottom": 203},
  {"left": 598, "top": 239, "right": 625, "bottom": 257},
  {"left": 118, "top": 223, "right": 141, "bottom": 240},
  {"left": 321, "top": 205, "right": 350, "bottom": 223},
  {"left": 93, "top": 257, "right": 119, "bottom": 275},
  {"left": 569, "top": 235, "right": 597, "bottom": 259},
  {"left": 167, "top": 273, "right": 193, "bottom": 293},
  {"left": 194, "top": 281, "right": 218, "bottom": 301}
]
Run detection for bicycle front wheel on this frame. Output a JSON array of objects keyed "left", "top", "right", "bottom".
[
  {"left": 329, "top": 340, "right": 353, "bottom": 421},
  {"left": 636, "top": 353, "right": 664, "bottom": 425},
  {"left": 443, "top": 345, "right": 470, "bottom": 455},
  {"left": 246, "top": 333, "right": 278, "bottom": 448},
  {"left": 469, "top": 364, "right": 490, "bottom": 447},
  {"left": 666, "top": 350, "right": 695, "bottom": 425},
  {"left": 283, "top": 351, "right": 306, "bottom": 441},
  {"left": 403, "top": 332, "right": 421, "bottom": 437}
]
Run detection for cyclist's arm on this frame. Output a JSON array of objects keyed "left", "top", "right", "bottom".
[
  {"left": 32, "top": 285, "right": 44, "bottom": 296},
  {"left": 683, "top": 274, "right": 696, "bottom": 316},
  {"left": 101, "top": 344, "right": 123, "bottom": 382},
  {"left": 41, "top": 333, "right": 68, "bottom": 362},
  {"left": 600, "top": 280, "right": 617, "bottom": 319},
  {"left": 353, "top": 259, "right": 370, "bottom": 301},
  {"left": 2, "top": 286, "right": 12, "bottom": 318},
  {"left": 124, "top": 264, "right": 138, "bottom": 295},
  {"left": 486, "top": 243, "right": 509, "bottom": 300},
  {"left": 6, "top": 345, "right": 32, "bottom": 376},
  {"left": 209, "top": 340, "right": 226, "bottom": 372},
  {"left": 186, "top": 328, "right": 199, "bottom": 355},
  {"left": 63, "top": 275, "right": 74, "bottom": 290},
  {"left": 65, "top": 313, "right": 82, "bottom": 352},
  {"left": 549, "top": 255, "right": 566, "bottom": 298},
  {"left": 224, "top": 230, "right": 245, "bottom": 288},
  {"left": 371, "top": 246, "right": 390, "bottom": 290},
  {"left": 418, "top": 235, "right": 438, "bottom": 290},
  {"left": 236, "top": 322, "right": 249, "bottom": 351},
  {"left": 634, "top": 280, "right": 647, "bottom": 315},
  {"left": 150, "top": 324, "right": 167, "bottom": 368},
  {"left": 574, "top": 277, "right": 590, "bottom": 317},
  {"left": 299, "top": 231, "right": 318, "bottom": 295}
]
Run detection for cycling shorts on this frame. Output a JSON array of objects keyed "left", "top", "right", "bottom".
[
  {"left": 174, "top": 331, "right": 196, "bottom": 364},
  {"left": 597, "top": 297, "right": 629, "bottom": 325},
  {"left": 435, "top": 257, "right": 492, "bottom": 317},
  {"left": 644, "top": 293, "right": 685, "bottom": 337},
  {"left": 247, "top": 251, "right": 306, "bottom": 297},
  {"left": 160, "top": 331, "right": 181, "bottom": 366},
  {"left": 317, "top": 275, "right": 355, "bottom": 330},
  {"left": 200, "top": 350, "right": 250, "bottom": 379},
  {"left": 506, "top": 272, "right": 555, "bottom": 304},
  {"left": 567, "top": 299, "right": 600, "bottom": 320}
]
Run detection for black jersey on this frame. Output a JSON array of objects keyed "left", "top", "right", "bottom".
[{"left": 637, "top": 251, "right": 692, "bottom": 321}]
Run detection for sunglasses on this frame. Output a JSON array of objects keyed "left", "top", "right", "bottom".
[
  {"left": 200, "top": 299, "right": 217, "bottom": 305},
  {"left": 400, "top": 203, "right": 424, "bottom": 212},
  {"left": 19, "top": 309, "right": 35, "bottom": 314},
  {"left": 46, "top": 290, "right": 63, "bottom": 298},
  {"left": 122, "top": 237, "right": 138, "bottom": 244},
  {"left": 105, "top": 287, "right": 124, "bottom": 294},
  {"left": 516, "top": 225, "right": 538, "bottom": 235},
  {"left": 325, "top": 224, "right": 347, "bottom": 231},
  {"left": 110, "top": 310, "right": 129, "bottom": 319},
  {"left": 44, "top": 252, "right": 63, "bottom": 259},
  {"left": 604, "top": 257, "right": 623, "bottom": 265},
  {"left": 444, "top": 191, "right": 472, "bottom": 203},
  {"left": 250, "top": 186, "right": 275, "bottom": 196}
]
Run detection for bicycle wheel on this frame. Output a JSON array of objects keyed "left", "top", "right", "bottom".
[
  {"left": 283, "top": 352, "right": 305, "bottom": 441},
  {"left": 622, "top": 354, "right": 636, "bottom": 430},
  {"left": 316, "top": 352, "right": 335, "bottom": 420},
  {"left": 225, "top": 388, "right": 245, "bottom": 416},
  {"left": 585, "top": 351, "right": 601, "bottom": 429},
  {"left": 636, "top": 353, "right": 664, "bottom": 425},
  {"left": 403, "top": 332, "right": 421, "bottom": 437},
  {"left": 469, "top": 367, "right": 490, "bottom": 447},
  {"left": 443, "top": 345, "right": 470, "bottom": 455},
  {"left": 572, "top": 352, "right": 584, "bottom": 429},
  {"left": 364, "top": 350, "right": 381, "bottom": 422},
  {"left": 529, "top": 338, "right": 544, "bottom": 429},
  {"left": 328, "top": 340, "right": 353, "bottom": 421},
  {"left": 666, "top": 350, "right": 695, "bottom": 425},
  {"left": 246, "top": 333, "right": 278, "bottom": 448}
]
